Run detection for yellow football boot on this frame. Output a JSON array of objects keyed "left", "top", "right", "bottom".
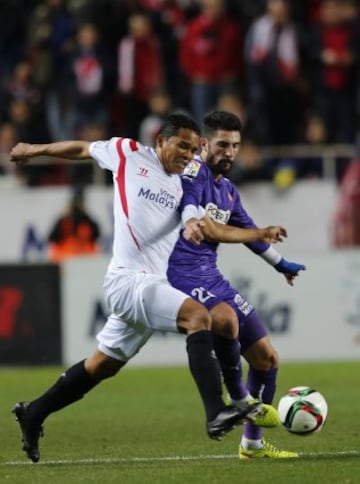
[{"left": 239, "top": 439, "right": 299, "bottom": 459}]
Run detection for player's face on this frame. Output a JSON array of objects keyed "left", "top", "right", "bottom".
[
  {"left": 205, "top": 130, "right": 241, "bottom": 177},
  {"left": 157, "top": 128, "right": 200, "bottom": 174}
]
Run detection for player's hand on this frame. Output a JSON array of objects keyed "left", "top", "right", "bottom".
[
  {"left": 183, "top": 218, "right": 205, "bottom": 245},
  {"left": 10, "top": 143, "right": 34, "bottom": 165},
  {"left": 274, "top": 258, "right": 306, "bottom": 286},
  {"left": 261, "top": 226, "right": 287, "bottom": 244}
]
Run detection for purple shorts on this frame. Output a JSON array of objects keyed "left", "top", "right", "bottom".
[{"left": 169, "top": 271, "right": 267, "bottom": 352}]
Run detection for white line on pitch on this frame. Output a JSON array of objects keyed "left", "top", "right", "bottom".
[{"left": 2, "top": 450, "right": 360, "bottom": 466}]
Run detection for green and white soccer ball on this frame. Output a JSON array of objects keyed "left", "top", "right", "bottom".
[{"left": 277, "top": 386, "right": 328, "bottom": 434}]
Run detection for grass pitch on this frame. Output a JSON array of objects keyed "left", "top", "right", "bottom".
[{"left": 0, "top": 361, "right": 359, "bottom": 483}]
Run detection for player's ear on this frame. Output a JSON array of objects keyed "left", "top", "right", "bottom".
[
  {"left": 200, "top": 137, "right": 208, "bottom": 151},
  {"left": 156, "top": 134, "right": 164, "bottom": 147},
  {"left": 200, "top": 137, "right": 208, "bottom": 157}
]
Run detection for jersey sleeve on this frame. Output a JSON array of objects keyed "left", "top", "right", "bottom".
[
  {"left": 89, "top": 137, "right": 123, "bottom": 172},
  {"left": 179, "top": 160, "right": 207, "bottom": 211},
  {"left": 229, "top": 185, "right": 270, "bottom": 254},
  {"left": 228, "top": 187, "right": 256, "bottom": 227}
]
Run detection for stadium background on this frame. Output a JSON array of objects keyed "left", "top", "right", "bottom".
[
  {"left": 0, "top": 3, "right": 359, "bottom": 481},
  {"left": 0, "top": 0, "right": 359, "bottom": 366}
]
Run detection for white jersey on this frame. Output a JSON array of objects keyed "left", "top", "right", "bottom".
[{"left": 89, "top": 137, "right": 183, "bottom": 275}]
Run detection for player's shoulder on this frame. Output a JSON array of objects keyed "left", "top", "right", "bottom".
[
  {"left": 223, "top": 176, "right": 237, "bottom": 190},
  {"left": 117, "top": 137, "right": 145, "bottom": 153},
  {"left": 182, "top": 157, "right": 205, "bottom": 179},
  {"left": 105, "top": 136, "right": 147, "bottom": 150},
  {"left": 222, "top": 176, "right": 240, "bottom": 198},
  {"left": 91, "top": 137, "right": 152, "bottom": 167},
  {"left": 90, "top": 136, "right": 138, "bottom": 150}
]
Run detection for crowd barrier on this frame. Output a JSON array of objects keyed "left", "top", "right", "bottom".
[
  {"left": 0, "top": 180, "right": 337, "bottom": 262},
  {"left": 1, "top": 143, "right": 354, "bottom": 183},
  {"left": 1, "top": 248, "right": 359, "bottom": 366}
]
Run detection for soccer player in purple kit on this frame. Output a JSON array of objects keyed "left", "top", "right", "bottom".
[{"left": 167, "top": 111, "right": 305, "bottom": 459}]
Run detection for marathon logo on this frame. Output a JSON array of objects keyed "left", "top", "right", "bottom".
[{"left": 138, "top": 187, "right": 177, "bottom": 209}]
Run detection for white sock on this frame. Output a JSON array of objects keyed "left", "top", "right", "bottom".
[
  {"left": 241, "top": 436, "right": 263, "bottom": 450},
  {"left": 230, "top": 393, "right": 251, "bottom": 406}
]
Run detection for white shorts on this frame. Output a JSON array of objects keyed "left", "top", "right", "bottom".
[{"left": 97, "top": 268, "right": 189, "bottom": 361}]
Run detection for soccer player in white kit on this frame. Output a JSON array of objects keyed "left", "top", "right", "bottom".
[{"left": 10, "top": 113, "right": 286, "bottom": 463}]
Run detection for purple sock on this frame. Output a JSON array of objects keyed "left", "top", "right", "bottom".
[
  {"left": 243, "top": 367, "right": 278, "bottom": 440},
  {"left": 212, "top": 334, "right": 248, "bottom": 400}
]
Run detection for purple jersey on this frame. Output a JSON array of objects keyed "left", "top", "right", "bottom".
[
  {"left": 167, "top": 157, "right": 269, "bottom": 328},
  {"left": 168, "top": 157, "right": 270, "bottom": 275}
]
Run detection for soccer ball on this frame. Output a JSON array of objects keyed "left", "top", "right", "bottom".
[{"left": 277, "top": 386, "right": 328, "bottom": 434}]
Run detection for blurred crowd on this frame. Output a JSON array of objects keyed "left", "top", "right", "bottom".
[{"left": 0, "top": 0, "right": 359, "bottom": 187}]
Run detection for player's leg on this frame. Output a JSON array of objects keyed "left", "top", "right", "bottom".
[
  {"left": 239, "top": 313, "right": 298, "bottom": 458},
  {"left": 241, "top": 318, "right": 279, "bottom": 411},
  {"left": 210, "top": 301, "right": 279, "bottom": 429},
  {"left": 209, "top": 302, "right": 249, "bottom": 401},
  {"left": 12, "top": 269, "right": 147, "bottom": 462},
  {"left": 169, "top": 274, "right": 249, "bottom": 401},
  {"left": 18, "top": 349, "right": 125, "bottom": 421},
  {"left": 13, "top": 345, "right": 127, "bottom": 462},
  {"left": 166, "top": 274, "right": 267, "bottom": 434},
  {"left": 141, "top": 279, "right": 255, "bottom": 440}
]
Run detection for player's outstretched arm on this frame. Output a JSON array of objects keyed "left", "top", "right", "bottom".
[
  {"left": 200, "top": 216, "right": 287, "bottom": 244},
  {"left": 259, "top": 247, "right": 306, "bottom": 286},
  {"left": 10, "top": 141, "right": 92, "bottom": 165},
  {"left": 274, "top": 258, "right": 306, "bottom": 286}
]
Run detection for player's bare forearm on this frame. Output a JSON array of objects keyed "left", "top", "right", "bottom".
[
  {"left": 202, "top": 217, "right": 287, "bottom": 244},
  {"left": 259, "top": 226, "right": 287, "bottom": 244},
  {"left": 10, "top": 141, "right": 91, "bottom": 165}
]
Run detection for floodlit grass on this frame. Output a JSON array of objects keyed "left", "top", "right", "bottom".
[{"left": 0, "top": 361, "right": 359, "bottom": 483}]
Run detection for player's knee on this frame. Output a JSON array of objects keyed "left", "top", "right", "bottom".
[
  {"left": 251, "top": 349, "right": 279, "bottom": 371},
  {"left": 255, "top": 350, "right": 279, "bottom": 371},
  {"left": 96, "top": 359, "right": 124, "bottom": 380},
  {"left": 270, "top": 350, "right": 279, "bottom": 368},
  {"left": 179, "top": 306, "right": 211, "bottom": 334},
  {"left": 210, "top": 303, "right": 238, "bottom": 339},
  {"left": 86, "top": 353, "right": 124, "bottom": 380},
  {"left": 212, "top": 319, "right": 238, "bottom": 339},
  {"left": 191, "top": 306, "right": 212, "bottom": 332}
]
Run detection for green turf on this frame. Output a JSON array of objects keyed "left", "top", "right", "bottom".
[{"left": 0, "top": 361, "right": 359, "bottom": 484}]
